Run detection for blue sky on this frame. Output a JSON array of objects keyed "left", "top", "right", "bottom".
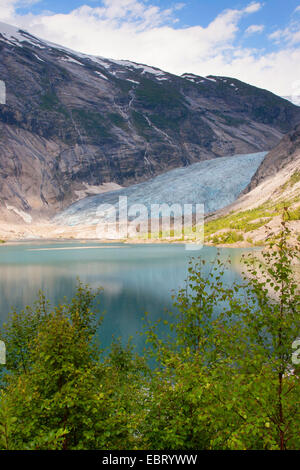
[
  {"left": 15, "top": 0, "right": 300, "bottom": 27},
  {"left": 1, "top": 1, "right": 300, "bottom": 95}
]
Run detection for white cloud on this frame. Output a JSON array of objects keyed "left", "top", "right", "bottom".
[
  {"left": 0, "top": 0, "right": 39, "bottom": 21},
  {"left": 0, "top": 0, "right": 299, "bottom": 96},
  {"left": 0, "top": 0, "right": 17, "bottom": 21},
  {"left": 245, "top": 24, "right": 264, "bottom": 35},
  {"left": 244, "top": 2, "right": 263, "bottom": 14},
  {"left": 295, "top": 6, "right": 300, "bottom": 12},
  {"left": 269, "top": 15, "right": 300, "bottom": 46}
]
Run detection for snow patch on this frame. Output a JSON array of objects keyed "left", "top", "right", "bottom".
[
  {"left": 94, "top": 71, "right": 108, "bottom": 80},
  {"left": 182, "top": 73, "right": 197, "bottom": 78},
  {"left": 6, "top": 204, "right": 32, "bottom": 224},
  {"left": 60, "top": 56, "right": 84, "bottom": 66},
  {"left": 0, "top": 22, "right": 25, "bottom": 45},
  {"left": 109, "top": 60, "right": 166, "bottom": 77},
  {"left": 0, "top": 22, "right": 46, "bottom": 50},
  {"left": 33, "top": 53, "right": 44, "bottom": 62},
  {"left": 127, "top": 79, "right": 139, "bottom": 85}
]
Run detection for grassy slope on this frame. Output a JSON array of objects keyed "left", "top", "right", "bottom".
[
  {"left": 134, "top": 170, "right": 300, "bottom": 246},
  {"left": 204, "top": 170, "right": 300, "bottom": 246}
]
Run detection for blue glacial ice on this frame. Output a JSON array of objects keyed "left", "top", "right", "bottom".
[{"left": 54, "top": 152, "right": 266, "bottom": 226}]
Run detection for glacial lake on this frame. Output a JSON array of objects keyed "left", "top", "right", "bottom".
[{"left": 0, "top": 242, "right": 253, "bottom": 352}]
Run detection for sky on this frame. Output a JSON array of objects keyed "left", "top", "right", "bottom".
[{"left": 1, "top": 0, "right": 300, "bottom": 96}]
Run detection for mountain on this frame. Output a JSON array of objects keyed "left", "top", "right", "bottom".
[
  {"left": 204, "top": 126, "right": 300, "bottom": 246},
  {"left": 1, "top": 22, "right": 300, "bottom": 223},
  {"left": 282, "top": 96, "right": 300, "bottom": 106},
  {"left": 245, "top": 123, "right": 300, "bottom": 192}
]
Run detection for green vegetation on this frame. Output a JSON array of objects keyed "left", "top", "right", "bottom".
[
  {"left": 136, "top": 78, "right": 186, "bottom": 109},
  {"left": 0, "top": 285, "right": 147, "bottom": 450},
  {"left": 280, "top": 171, "right": 300, "bottom": 193},
  {"left": 149, "top": 109, "right": 188, "bottom": 131},
  {"left": 0, "top": 221, "right": 299, "bottom": 449},
  {"left": 112, "top": 77, "right": 132, "bottom": 93},
  {"left": 289, "top": 206, "right": 300, "bottom": 220},
  {"left": 222, "top": 115, "right": 247, "bottom": 127},
  {"left": 71, "top": 109, "right": 112, "bottom": 141},
  {"left": 40, "top": 91, "right": 57, "bottom": 109},
  {"left": 108, "top": 113, "right": 128, "bottom": 130},
  {"left": 205, "top": 207, "right": 272, "bottom": 239},
  {"left": 210, "top": 110, "right": 247, "bottom": 127},
  {"left": 217, "top": 78, "right": 286, "bottom": 125},
  {"left": 40, "top": 91, "right": 69, "bottom": 118},
  {"left": 130, "top": 110, "right": 151, "bottom": 138},
  {"left": 204, "top": 197, "right": 300, "bottom": 245},
  {"left": 210, "top": 231, "right": 244, "bottom": 244},
  {"left": 289, "top": 170, "right": 300, "bottom": 187},
  {"left": 40, "top": 91, "right": 60, "bottom": 111},
  {"left": 134, "top": 78, "right": 189, "bottom": 132}
]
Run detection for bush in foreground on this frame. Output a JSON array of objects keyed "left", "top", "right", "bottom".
[{"left": 0, "top": 220, "right": 299, "bottom": 449}]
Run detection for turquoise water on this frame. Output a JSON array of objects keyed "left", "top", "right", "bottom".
[{"left": 0, "top": 242, "right": 249, "bottom": 351}]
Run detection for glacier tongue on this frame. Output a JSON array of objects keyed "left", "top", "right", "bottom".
[{"left": 54, "top": 152, "right": 267, "bottom": 226}]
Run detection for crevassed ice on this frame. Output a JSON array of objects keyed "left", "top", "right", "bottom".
[{"left": 54, "top": 152, "right": 267, "bottom": 226}]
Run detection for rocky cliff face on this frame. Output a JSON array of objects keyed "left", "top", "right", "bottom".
[
  {"left": 246, "top": 123, "right": 300, "bottom": 192},
  {"left": 1, "top": 22, "right": 300, "bottom": 222}
]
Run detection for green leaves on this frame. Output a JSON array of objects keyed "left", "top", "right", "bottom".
[
  {"left": 142, "top": 218, "right": 299, "bottom": 450},
  {"left": 0, "top": 282, "right": 151, "bottom": 450},
  {"left": 0, "top": 218, "right": 299, "bottom": 450}
]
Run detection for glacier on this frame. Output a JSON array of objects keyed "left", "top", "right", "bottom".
[{"left": 54, "top": 152, "right": 267, "bottom": 226}]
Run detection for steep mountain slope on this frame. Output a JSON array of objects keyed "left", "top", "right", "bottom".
[
  {"left": 283, "top": 96, "right": 300, "bottom": 106},
  {"left": 245, "top": 123, "right": 300, "bottom": 192},
  {"left": 1, "top": 22, "right": 300, "bottom": 223},
  {"left": 204, "top": 127, "right": 300, "bottom": 246}
]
